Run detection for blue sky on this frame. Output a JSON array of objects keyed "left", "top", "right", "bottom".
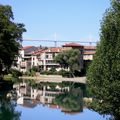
[{"left": 1, "top": 0, "right": 110, "bottom": 47}]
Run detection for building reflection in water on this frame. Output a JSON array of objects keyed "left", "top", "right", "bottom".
[{"left": 13, "top": 80, "right": 86, "bottom": 114}]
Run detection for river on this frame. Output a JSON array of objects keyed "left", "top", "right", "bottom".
[{"left": 0, "top": 80, "right": 109, "bottom": 120}]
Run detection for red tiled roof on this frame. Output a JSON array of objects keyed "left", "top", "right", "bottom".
[
  {"left": 62, "top": 43, "right": 83, "bottom": 47},
  {"left": 32, "top": 49, "right": 44, "bottom": 55},
  {"left": 84, "top": 46, "right": 96, "bottom": 50},
  {"left": 43, "top": 47, "right": 62, "bottom": 53},
  {"left": 22, "top": 46, "right": 33, "bottom": 50}
]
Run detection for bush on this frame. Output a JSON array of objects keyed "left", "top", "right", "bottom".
[
  {"left": 31, "top": 66, "right": 38, "bottom": 72},
  {"left": 4, "top": 74, "right": 12, "bottom": 81},
  {"left": 24, "top": 66, "right": 38, "bottom": 76},
  {"left": 40, "top": 70, "right": 57, "bottom": 75},
  {"left": 61, "top": 70, "right": 73, "bottom": 78},
  {"left": 9, "top": 69, "right": 22, "bottom": 78},
  {"left": 40, "top": 69, "right": 73, "bottom": 77},
  {"left": 49, "top": 67, "right": 56, "bottom": 72},
  {"left": 40, "top": 68, "right": 58, "bottom": 75}
]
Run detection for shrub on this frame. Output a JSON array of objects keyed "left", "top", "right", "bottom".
[
  {"left": 61, "top": 70, "right": 73, "bottom": 78},
  {"left": 9, "top": 69, "right": 22, "bottom": 78}
]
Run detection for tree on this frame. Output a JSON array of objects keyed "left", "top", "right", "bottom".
[
  {"left": 0, "top": 5, "right": 26, "bottom": 79},
  {"left": 87, "top": 0, "right": 120, "bottom": 120},
  {"left": 54, "top": 49, "right": 83, "bottom": 75},
  {"left": 0, "top": 92, "right": 21, "bottom": 120},
  {"left": 54, "top": 51, "right": 69, "bottom": 69}
]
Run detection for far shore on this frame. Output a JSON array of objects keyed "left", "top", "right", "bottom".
[{"left": 19, "top": 75, "right": 86, "bottom": 84}]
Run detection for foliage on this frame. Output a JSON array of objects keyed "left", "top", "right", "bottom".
[
  {"left": 87, "top": 0, "right": 120, "bottom": 119},
  {"left": 83, "top": 60, "right": 92, "bottom": 75},
  {"left": 60, "top": 70, "right": 73, "bottom": 78},
  {"left": 54, "top": 51, "right": 69, "bottom": 69},
  {"left": 3, "top": 74, "right": 12, "bottom": 81},
  {"left": 25, "top": 66, "right": 40, "bottom": 76},
  {"left": 40, "top": 69, "right": 73, "bottom": 77},
  {"left": 40, "top": 70, "right": 57, "bottom": 75},
  {"left": 54, "top": 49, "right": 83, "bottom": 75},
  {"left": 0, "top": 5, "right": 26, "bottom": 78},
  {"left": 26, "top": 79, "right": 36, "bottom": 88},
  {"left": 9, "top": 69, "right": 22, "bottom": 78},
  {"left": 31, "top": 66, "right": 38, "bottom": 72},
  {"left": 54, "top": 87, "right": 83, "bottom": 112},
  {"left": 0, "top": 92, "right": 21, "bottom": 120},
  {"left": 40, "top": 68, "right": 59, "bottom": 75},
  {"left": 4, "top": 69, "right": 22, "bottom": 82},
  {"left": 24, "top": 67, "right": 36, "bottom": 76}
]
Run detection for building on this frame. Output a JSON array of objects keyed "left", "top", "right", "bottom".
[
  {"left": 15, "top": 44, "right": 96, "bottom": 72},
  {"left": 35, "top": 47, "right": 62, "bottom": 71},
  {"left": 17, "top": 46, "right": 39, "bottom": 72},
  {"left": 83, "top": 46, "right": 96, "bottom": 60},
  {"left": 31, "top": 49, "right": 44, "bottom": 68},
  {"left": 62, "top": 42, "right": 84, "bottom": 49}
]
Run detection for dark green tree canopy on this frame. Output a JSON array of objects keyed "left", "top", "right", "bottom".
[
  {"left": 54, "top": 49, "right": 83, "bottom": 73},
  {"left": 0, "top": 92, "right": 21, "bottom": 120},
  {"left": 87, "top": 0, "right": 120, "bottom": 120},
  {"left": 0, "top": 5, "right": 26, "bottom": 75}
]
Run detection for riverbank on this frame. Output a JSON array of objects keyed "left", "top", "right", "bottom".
[{"left": 19, "top": 75, "right": 86, "bottom": 84}]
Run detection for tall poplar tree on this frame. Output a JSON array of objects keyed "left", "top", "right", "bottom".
[
  {"left": 87, "top": 0, "right": 120, "bottom": 120},
  {"left": 0, "top": 5, "right": 26, "bottom": 79}
]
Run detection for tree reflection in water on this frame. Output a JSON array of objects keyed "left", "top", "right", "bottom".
[
  {"left": 54, "top": 85, "right": 84, "bottom": 114},
  {"left": 13, "top": 80, "right": 86, "bottom": 115},
  {"left": 0, "top": 91, "right": 21, "bottom": 120}
]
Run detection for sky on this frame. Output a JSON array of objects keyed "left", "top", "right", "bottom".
[
  {"left": 0, "top": 0, "right": 110, "bottom": 47},
  {"left": 16, "top": 105, "right": 109, "bottom": 120}
]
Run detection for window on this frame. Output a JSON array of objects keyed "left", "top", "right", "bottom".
[{"left": 46, "top": 55, "right": 49, "bottom": 58}]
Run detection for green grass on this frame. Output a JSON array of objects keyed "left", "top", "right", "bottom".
[{"left": 4, "top": 74, "right": 13, "bottom": 81}]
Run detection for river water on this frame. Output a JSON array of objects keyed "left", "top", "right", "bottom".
[{"left": 0, "top": 80, "right": 109, "bottom": 120}]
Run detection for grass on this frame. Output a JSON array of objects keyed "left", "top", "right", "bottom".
[{"left": 4, "top": 74, "right": 13, "bottom": 81}]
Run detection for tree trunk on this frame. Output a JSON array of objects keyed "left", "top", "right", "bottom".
[{"left": 0, "top": 62, "right": 3, "bottom": 80}]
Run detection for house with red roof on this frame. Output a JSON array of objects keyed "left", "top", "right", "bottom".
[
  {"left": 31, "top": 47, "right": 63, "bottom": 71},
  {"left": 83, "top": 46, "right": 96, "bottom": 60},
  {"left": 62, "top": 42, "right": 84, "bottom": 50},
  {"left": 17, "top": 46, "right": 39, "bottom": 72},
  {"left": 15, "top": 43, "right": 96, "bottom": 73}
]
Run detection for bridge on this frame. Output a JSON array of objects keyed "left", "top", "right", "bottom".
[{"left": 22, "top": 38, "right": 98, "bottom": 47}]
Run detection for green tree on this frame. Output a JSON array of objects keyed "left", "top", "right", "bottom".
[
  {"left": 87, "top": 0, "right": 120, "bottom": 119},
  {"left": 54, "top": 49, "right": 83, "bottom": 75},
  {"left": 54, "top": 51, "right": 69, "bottom": 69},
  {"left": 0, "top": 92, "right": 21, "bottom": 120},
  {"left": 0, "top": 5, "right": 26, "bottom": 79}
]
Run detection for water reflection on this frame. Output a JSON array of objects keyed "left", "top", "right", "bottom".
[
  {"left": 0, "top": 81, "right": 109, "bottom": 120},
  {"left": 0, "top": 91, "right": 21, "bottom": 120},
  {"left": 54, "top": 87, "right": 83, "bottom": 114},
  {"left": 13, "top": 81, "right": 85, "bottom": 114}
]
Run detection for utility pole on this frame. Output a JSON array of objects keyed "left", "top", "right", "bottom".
[{"left": 54, "top": 32, "right": 57, "bottom": 47}]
